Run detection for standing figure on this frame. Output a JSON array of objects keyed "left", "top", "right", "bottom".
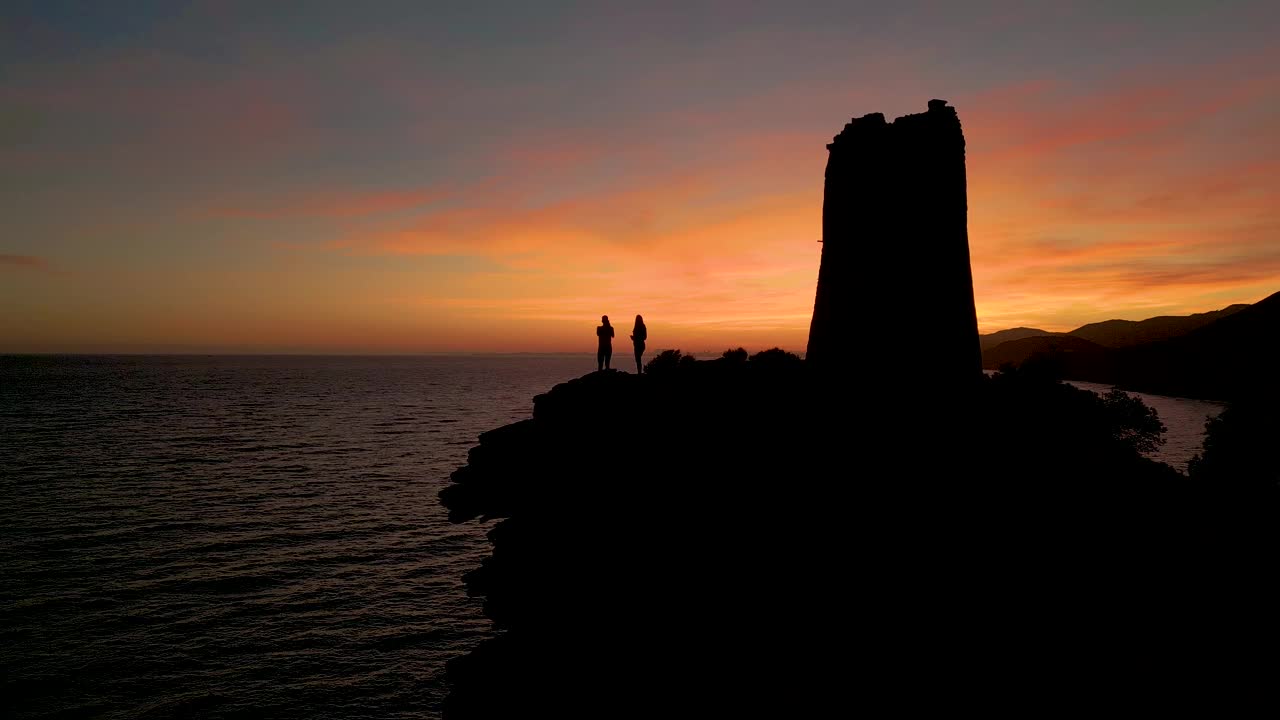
[
  {"left": 596, "top": 315, "right": 614, "bottom": 371},
  {"left": 630, "top": 315, "right": 647, "bottom": 374}
]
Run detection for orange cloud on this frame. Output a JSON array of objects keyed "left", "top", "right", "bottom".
[
  {"left": 283, "top": 55, "right": 1280, "bottom": 348},
  {"left": 212, "top": 189, "right": 448, "bottom": 219},
  {"left": 15, "top": 40, "right": 1278, "bottom": 352},
  {"left": 345, "top": 182, "right": 822, "bottom": 348},
  {"left": 957, "top": 49, "right": 1280, "bottom": 332}
]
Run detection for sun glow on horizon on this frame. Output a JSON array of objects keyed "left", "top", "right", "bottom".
[{"left": 3, "top": 4, "right": 1279, "bottom": 353}]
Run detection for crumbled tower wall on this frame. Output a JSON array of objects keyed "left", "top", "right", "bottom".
[{"left": 807, "top": 99, "right": 981, "bottom": 392}]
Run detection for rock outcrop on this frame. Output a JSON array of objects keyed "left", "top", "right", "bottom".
[
  {"left": 437, "top": 360, "right": 1211, "bottom": 718},
  {"left": 438, "top": 365, "right": 849, "bottom": 718}
]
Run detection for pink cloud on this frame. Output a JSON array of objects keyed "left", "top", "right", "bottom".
[
  {"left": 211, "top": 188, "right": 448, "bottom": 219},
  {"left": 0, "top": 254, "right": 60, "bottom": 275},
  {"left": 964, "top": 48, "right": 1280, "bottom": 164}
]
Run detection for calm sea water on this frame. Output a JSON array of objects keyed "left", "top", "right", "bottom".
[
  {"left": 1, "top": 357, "right": 1224, "bottom": 719},
  {"left": 1065, "top": 380, "right": 1225, "bottom": 471},
  {"left": 0, "top": 355, "right": 588, "bottom": 720}
]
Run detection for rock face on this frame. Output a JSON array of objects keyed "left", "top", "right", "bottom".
[
  {"left": 807, "top": 100, "right": 981, "bottom": 397},
  {"left": 437, "top": 366, "right": 850, "bottom": 719},
  {"left": 436, "top": 362, "right": 1210, "bottom": 718}
]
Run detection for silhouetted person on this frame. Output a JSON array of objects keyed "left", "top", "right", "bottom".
[
  {"left": 596, "top": 315, "right": 614, "bottom": 371},
  {"left": 631, "top": 315, "right": 647, "bottom": 374}
]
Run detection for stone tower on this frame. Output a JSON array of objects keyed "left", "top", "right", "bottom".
[{"left": 806, "top": 99, "right": 981, "bottom": 395}]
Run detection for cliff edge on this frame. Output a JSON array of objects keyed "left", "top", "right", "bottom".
[{"left": 437, "top": 359, "right": 1209, "bottom": 718}]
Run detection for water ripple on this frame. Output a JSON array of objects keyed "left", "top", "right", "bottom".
[{"left": 0, "top": 354, "right": 589, "bottom": 719}]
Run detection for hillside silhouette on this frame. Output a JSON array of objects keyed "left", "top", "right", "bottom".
[
  {"left": 979, "top": 326, "right": 1056, "bottom": 351},
  {"left": 979, "top": 300, "right": 1252, "bottom": 356},
  {"left": 980, "top": 293, "right": 1276, "bottom": 399},
  {"left": 1070, "top": 303, "right": 1249, "bottom": 347},
  {"left": 1110, "top": 290, "right": 1280, "bottom": 399},
  {"left": 439, "top": 360, "right": 1213, "bottom": 718},
  {"left": 982, "top": 334, "right": 1109, "bottom": 374}
]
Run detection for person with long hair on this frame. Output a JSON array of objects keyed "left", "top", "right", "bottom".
[
  {"left": 630, "top": 315, "right": 647, "bottom": 374},
  {"left": 596, "top": 315, "right": 614, "bottom": 371}
]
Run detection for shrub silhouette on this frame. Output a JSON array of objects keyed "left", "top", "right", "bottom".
[
  {"left": 983, "top": 365, "right": 1169, "bottom": 468},
  {"left": 1188, "top": 396, "right": 1279, "bottom": 490},
  {"left": 1101, "top": 389, "right": 1166, "bottom": 455},
  {"left": 721, "top": 347, "right": 748, "bottom": 363},
  {"left": 643, "top": 349, "right": 685, "bottom": 376},
  {"left": 748, "top": 347, "right": 803, "bottom": 370}
]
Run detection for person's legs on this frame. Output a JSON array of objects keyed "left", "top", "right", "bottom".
[
  {"left": 597, "top": 348, "right": 604, "bottom": 372},
  {"left": 635, "top": 346, "right": 643, "bottom": 374},
  {"left": 604, "top": 348, "right": 612, "bottom": 370}
]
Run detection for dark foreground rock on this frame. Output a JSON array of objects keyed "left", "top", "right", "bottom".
[
  {"left": 437, "top": 362, "right": 1274, "bottom": 717},
  {"left": 440, "top": 364, "right": 839, "bottom": 717}
]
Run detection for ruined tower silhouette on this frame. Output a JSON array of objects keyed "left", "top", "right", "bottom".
[{"left": 807, "top": 99, "right": 981, "bottom": 393}]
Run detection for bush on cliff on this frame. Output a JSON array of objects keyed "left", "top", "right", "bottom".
[
  {"left": 748, "top": 347, "right": 803, "bottom": 370},
  {"left": 981, "top": 365, "right": 1172, "bottom": 479},
  {"left": 643, "top": 349, "right": 697, "bottom": 375},
  {"left": 1188, "top": 396, "right": 1280, "bottom": 491},
  {"left": 642, "top": 349, "right": 684, "bottom": 375},
  {"left": 1100, "top": 388, "right": 1166, "bottom": 455}
]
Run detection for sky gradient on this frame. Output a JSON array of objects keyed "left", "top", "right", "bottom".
[{"left": 3, "top": 1, "right": 1279, "bottom": 353}]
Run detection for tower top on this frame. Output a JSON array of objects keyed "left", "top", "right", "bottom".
[{"left": 828, "top": 99, "right": 961, "bottom": 150}]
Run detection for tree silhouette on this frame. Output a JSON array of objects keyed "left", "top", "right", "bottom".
[
  {"left": 1188, "top": 396, "right": 1280, "bottom": 490},
  {"left": 643, "top": 349, "right": 685, "bottom": 376},
  {"left": 983, "top": 365, "right": 1170, "bottom": 466},
  {"left": 748, "top": 348, "right": 802, "bottom": 370},
  {"left": 1101, "top": 389, "right": 1166, "bottom": 455}
]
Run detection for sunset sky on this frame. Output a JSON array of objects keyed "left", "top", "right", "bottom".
[{"left": 3, "top": 1, "right": 1279, "bottom": 353}]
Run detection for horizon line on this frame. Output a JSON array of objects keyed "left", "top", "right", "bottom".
[{"left": 0, "top": 348, "right": 807, "bottom": 358}]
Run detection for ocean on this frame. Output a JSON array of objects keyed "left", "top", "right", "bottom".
[
  {"left": 0, "top": 355, "right": 587, "bottom": 719},
  {"left": 1, "top": 356, "right": 1224, "bottom": 718}
]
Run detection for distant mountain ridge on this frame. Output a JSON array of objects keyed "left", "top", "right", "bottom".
[
  {"left": 983, "top": 335, "right": 1108, "bottom": 374},
  {"left": 979, "top": 294, "right": 1278, "bottom": 400},
  {"left": 1109, "top": 293, "right": 1279, "bottom": 399},
  {"left": 1069, "top": 304, "right": 1250, "bottom": 348},
  {"left": 979, "top": 303, "right": 1251, "bottom": 352},
  {"left": 979, "top": 327, "right": 1058, "bottom": 352}
]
